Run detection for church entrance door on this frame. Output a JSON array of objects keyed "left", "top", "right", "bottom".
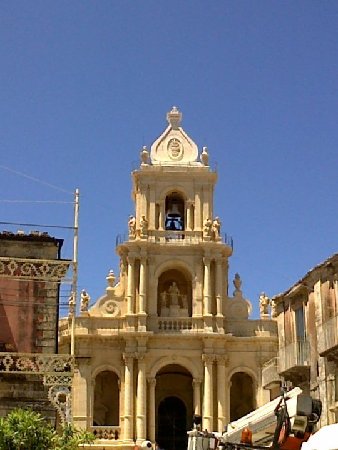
[{"left": 157, "top": 396, "right": 187, "bottom": 450}]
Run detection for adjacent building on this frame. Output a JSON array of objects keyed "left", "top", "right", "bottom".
[
  {"left": 262, "top": 253, "right": 338, "bottom": 428},
  {"left": 0, "top": 231, "right": 72, "bottom": 421}
]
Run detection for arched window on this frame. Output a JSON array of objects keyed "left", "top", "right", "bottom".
[
  {"left": 230, "top": 372, "right": 255, "bottom": 421},
  {"left": 157, "top": 269, "right": 192, "bottom": 317},
  {"left": 93, "top": 370, "right": 119, "bottom": 426},
  {"left": 165, "top": 192, "right": 185, "bottom": 231}
]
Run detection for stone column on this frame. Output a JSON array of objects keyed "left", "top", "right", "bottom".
[
  {"left": 148, "top": 378, "right": 156, "bottom": 443},
  {"left": 149, "top": 188, "right": 156, "bottom": 230},
  {"left": 215, "top": 258, "right": 223, "bottom": 316},
  {"left": 202, "top": 354, "right": 214, "bottom": 431},
  {"left": 194, "top": 187, "right": 202, "bottom": 231},
  {"left": 126, "top": 256, "right": 136, "bottom": 315},
  {"left": 203, "top": 257, "right": 212, "bottom": 316},
  {"left": 72, "top": 360, "right": 91, "bottom": 430},
  {"left": 193, "top": 378, "right": 202, "bottom": 415},
  {"left": 136, "top": 355, "right": 147, "bottom": 442},
  {"left": 139, "top": 256, "right": 147, "bottom": 314},
  {"left": 186, "top": 201, "right": 192, "bottom": 231},
  {"left": 123, "top": 354, "right": 134, "bottom": 441},
  {"left": 216, "top": 356, "right": 227, "bottom": 433},
  {"left": 159, "top": 201, "right": 165, "bottom": 231}
]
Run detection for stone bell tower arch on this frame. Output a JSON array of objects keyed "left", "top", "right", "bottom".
[{"left": 118, "top": 106, "right": 233, "bottom": 333}]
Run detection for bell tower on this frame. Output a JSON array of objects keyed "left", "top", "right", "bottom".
[
  {"left": 117, "top": 106, "right": 233, "bottom": 333},
  {"left": 64, "top": 107, "right": 278, "bottom": 446}
]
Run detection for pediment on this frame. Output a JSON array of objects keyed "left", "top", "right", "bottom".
[{"left": 150, "top": 107, "right": 200, "bottom": 165}]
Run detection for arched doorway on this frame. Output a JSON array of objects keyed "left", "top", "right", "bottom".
[
  {"left": 156, "top": 364, "right": 193, "bottom": 450},
  {"left": 158, "top": 396, "right": 187, "bottom": 450},
  {"left": 230, "top": 372, "right": 255, "bottom": 421}
]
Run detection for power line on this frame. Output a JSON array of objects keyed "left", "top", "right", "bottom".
[
  {"left": 0, "top": 165, "right": 73, "bottom": 195},
  {"left": 0, "top": 200, "right": 73, "bottom": 204},
  {"left": 0, "top": 221, "right": 75, "bottom": 230}
]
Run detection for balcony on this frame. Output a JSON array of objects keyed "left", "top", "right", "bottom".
[
  {"left": 116, "top": 230, "right": 233, "bottom": 248},
  {"left": 278, "top": 340, "right": 310, "bottom": 383},
  {"left": 262, "top": 357, "right": 280, "bottom": 389},
  {"left": 317, "top": 315, "right": 338, "bottom": 360}
]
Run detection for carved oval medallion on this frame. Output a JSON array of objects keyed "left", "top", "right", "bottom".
[{"left": 167, "top": 138, "right": 183, "bottom": 160}]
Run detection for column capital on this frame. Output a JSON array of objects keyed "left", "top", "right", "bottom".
[
  {"left": 147, "top": 377, "right": 156, "bottom": 387},
  {"left": 202, "top": 353, "right": 215, "bottom": 365},
  {"left": 123, "top": 353, "right": 136, "bottom": 364},
  {"left": 139, "top": 252, "right": 148, "bottom": 261},
  {"left": 203, "top": 256, "right": 211, "bottom": 266},
  {"left": 192, "top": 378, "right": 202, "bottom": 386},
  {"left": 135, "top": 352, "right": 146, "bottom": 362},
  {"left": 127, "top": 255, "right": 136, "bottom": 264},
  {"left": 215, "top": 355, "right": 229, "bottom": 366}
]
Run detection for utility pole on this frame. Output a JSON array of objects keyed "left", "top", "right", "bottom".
[{"left": 70, "top": 188, "right": 79, "bottom": 356}]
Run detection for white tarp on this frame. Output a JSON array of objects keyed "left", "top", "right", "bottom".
[{"left": 301, "top": 424, "right": 338, "bottom": 450}]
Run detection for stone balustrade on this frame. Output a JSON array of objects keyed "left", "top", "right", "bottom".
[{"left": 90, "top": 426, "right": 120, "bottom": 440}]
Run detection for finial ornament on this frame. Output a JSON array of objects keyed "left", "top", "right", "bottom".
[
  {"left": 166, "top": 106, "right": 182, "bottom": 129},
  {"left": 106, "top": 269, "right": 116, "bottom": 288}
]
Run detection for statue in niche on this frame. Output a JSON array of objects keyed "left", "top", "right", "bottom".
[
  {"left": 168, "top": 282, "right": 180, "bottom": 306},
  {"left": 212, "top": 217, "right": 221, "bottom": 240},
  {"left": 80, "top": 289, "right": 90, "bottom": 313},
  {"left": 233, "top": 273, "right": 242, "bottom": 296},
  {"left": 203, "top": 218, "right": 212, "bottom": 238},
  {"left": 128, "top": 215, "right": 136, "bottom": 237},
  {"left": 259, "top": 292, "right": 270, "bottom": 317},
  {"left": 140, "top": 215, "right": 148, "bottom": 236}
]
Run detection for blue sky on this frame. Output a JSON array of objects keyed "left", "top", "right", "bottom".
[{"left": 1, "top": 1, "right": 337, "bottom": 317}]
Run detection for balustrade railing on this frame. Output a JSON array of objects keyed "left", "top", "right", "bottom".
[
  {"left": 90, "top": 426, "right": 120, "bottom": 440},
  {"left": 116, "top": 230, "right": 233, "bottom": 248}
]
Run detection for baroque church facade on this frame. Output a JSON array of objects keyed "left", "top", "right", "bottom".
[{"left": 59, "top": 108, "right": 277, "bottom": 449}]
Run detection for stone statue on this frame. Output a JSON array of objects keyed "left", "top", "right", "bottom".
[
  {"left": 203, "top": 218, "right": 212, "bottom": 238},
  {"left": 233, "top": 273, "right": 242, "bottom": 295},
  {"left": 168, "top": 282, "right": 180, "bottom": 306},
  {"left": 212, "top": 217, "right": 221, "bottom": 240},
  {"left": 80, "top": 289, "right": 90, "bottom": 313},
  {"left": 140, "top": 146, "right": 149, "bottom": 165},
  {"left": 200, "top": 146, "right": 209, "bottom": 166},
  {"left": 259, "top": 292, "right": 270, "bottom": 317},
  {"left": 270, "top": 298, "right": 277, "bottom": 318},
  {"left": 128, "top": 215, "right": 136, "bottom": 237},
  {"left": 140, "top": 215, "right": 148, "bottom": 236}
]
